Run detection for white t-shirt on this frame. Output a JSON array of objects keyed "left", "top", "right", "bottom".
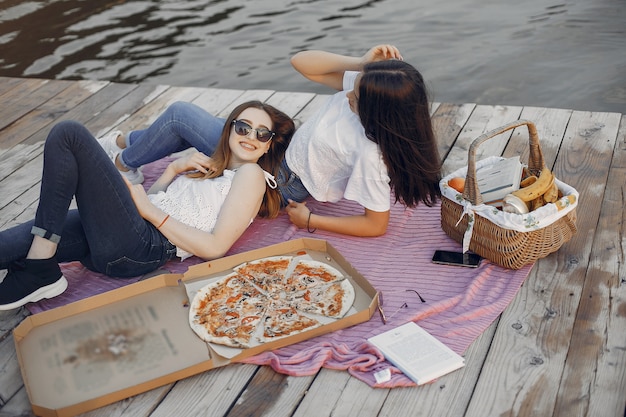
[{"left": 285, "top": 71, "right": 391, "bottom": 212}]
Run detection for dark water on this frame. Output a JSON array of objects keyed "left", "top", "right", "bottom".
[{"left": 0, "top": 0, "right": 624, "bottom": 113}]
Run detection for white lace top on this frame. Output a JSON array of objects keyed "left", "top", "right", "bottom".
[
  {"left": 148, "top": 169, "right": 276, "bottom": 260},
  {"left": 285, "top": 71, "right": 391, "bottom": 212}
]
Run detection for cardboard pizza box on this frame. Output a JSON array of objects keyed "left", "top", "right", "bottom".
[{"left": 13, "top": 238, "right": 378, "bottom": 417}]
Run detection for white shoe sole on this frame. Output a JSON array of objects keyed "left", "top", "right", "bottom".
[{"left": 0, "top": 276, "right": 68, "bottom": 310}]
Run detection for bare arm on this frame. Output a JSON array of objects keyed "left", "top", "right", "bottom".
[
  {"left": 126, "top": 163, "right": 266, "bottom": 259},
  {"left": 290, "top": 45, "right": 403, "bottom": 90},
  {"left": 285, "top": 201, "right": 390, "bottom": 237}
]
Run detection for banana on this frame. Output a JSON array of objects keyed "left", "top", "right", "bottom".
[
  {"left": 511, "top": 168, "right": 554, "bottom": 202},
  {"left": 520, "top": 175, "right": 537, "bottom": 188},
  {"left": 542, "top": 181, "right": 559, "bottom": 203},
  {"left": 530, "top": 196, "right": 545, "bottom": 211}
]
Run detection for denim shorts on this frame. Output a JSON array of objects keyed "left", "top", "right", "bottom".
[{"left": 277, "top": 159, "right": 310, "bottom": 206}]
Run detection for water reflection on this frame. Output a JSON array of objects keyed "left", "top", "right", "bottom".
[{"left": 0, "top": 0, "right": 624, "bottom": 113}]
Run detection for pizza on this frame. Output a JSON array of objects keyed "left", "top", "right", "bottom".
[{"left": 189, "top": 256, "right": 355, "bottom": 348}]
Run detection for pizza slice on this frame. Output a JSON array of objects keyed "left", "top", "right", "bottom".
[
  {"left": 189, "top": 272, "right": 268, "bottom": 348},
  {"left": 284, "top": 259, "right": 344, "bottom": 292},
  {"left": 260, "top": 301, "right": 321, "bottom": 343},
  {"left": 286, "top": 280, "right": 355, "bottom": 318},
  {"left": 234, "top": 256, "right": 293, "bottom": 293}
]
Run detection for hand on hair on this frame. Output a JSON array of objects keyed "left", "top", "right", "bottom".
[
  {"left": 362, "top": 45, "right": 403, "bottom": 66},
  {"left": 169, "top": 151, "right": 216, "bottom": 175}
]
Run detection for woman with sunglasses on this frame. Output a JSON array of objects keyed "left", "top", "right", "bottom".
[
  {"left": 95, "top": 44, "right": 441, "bottom": 237},
  {"left": 0, "top": 101, "right": 294, "bottom": 310}
]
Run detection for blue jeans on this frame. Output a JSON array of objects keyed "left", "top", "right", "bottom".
[
  {"left": 121, "top": 101, "right": 227, "bottom": 170},
  {"left": 0, "top": 121, "right": 177, "bottom": 278},
  {"left": 120, "top": 101, "right": 310, "bottom": 205}
]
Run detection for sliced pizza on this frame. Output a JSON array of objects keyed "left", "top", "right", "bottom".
[
  {"left": 284, "top": 259, "right": 344, "bottom": 292},
  {"left": 261, "top": 301, "right": 321, "bottom": 342},
  {"left": 189, "top": 272, "right": 268, "bottom": 348},
  {"left": 234, "top": 256, "right": 293, "bottom": 293},
  {"left": 189, "top": 256, "right": 356, "bottom": 349},
  {"left": 286, "top": 280, "right": 355, "bottom": 318}
]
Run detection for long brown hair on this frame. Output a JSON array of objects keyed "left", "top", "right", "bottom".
[
  {"left": 357, "top": 60, "right": 441, "bottom": 207},
  {"left": 190, "top": 101, "right": 294, "bottom": 218}
]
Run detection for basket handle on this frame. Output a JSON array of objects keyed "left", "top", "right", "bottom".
[{"left": 463, "top": 119, "right": 546, "bottom": 205}]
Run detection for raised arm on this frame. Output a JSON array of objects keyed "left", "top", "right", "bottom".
[
  {"left": 290, "top": 45, "right": 403, "bottom": 90},
  {"left": 127, "top": 163, "right": 266, "bottom": 260}
]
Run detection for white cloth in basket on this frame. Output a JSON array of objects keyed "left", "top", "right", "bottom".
[{"left": 440, "top": 156, "right": 578, "bottom": 253}]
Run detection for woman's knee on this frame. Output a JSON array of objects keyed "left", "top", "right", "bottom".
[
  {"left": 167, "top": 101, "right": 199, "bottom": 118},
  {"left": 46, "top": 120, "right": 89, "bottom": 147}
]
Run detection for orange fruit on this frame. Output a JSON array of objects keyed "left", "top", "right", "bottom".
[{"left": 448, "top": 177, "right": 465, "bottom": 193}]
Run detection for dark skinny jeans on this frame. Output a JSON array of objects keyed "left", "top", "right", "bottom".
[{"left": 0, "top": 121, "right": 176, "bottom": 277}]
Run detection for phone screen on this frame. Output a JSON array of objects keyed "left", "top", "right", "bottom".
[{"left": 432, "top": 250, "right": 481, "bottom": 268}]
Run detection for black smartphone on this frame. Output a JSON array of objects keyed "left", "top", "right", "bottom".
[{"left": 432, "top": 250, "right": 481, "bottom": 268}]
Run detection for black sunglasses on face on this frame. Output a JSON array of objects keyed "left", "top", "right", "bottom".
[{"left": 232, "top": 120, "right": 275, "bottom": 142}]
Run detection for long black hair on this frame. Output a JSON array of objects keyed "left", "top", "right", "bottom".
[{"left": 357, "top": 60, "right": 441, "bottom": 207}]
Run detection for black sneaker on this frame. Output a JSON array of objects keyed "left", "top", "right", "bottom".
[{"left": 0, "top": 258, "right": 68, "bottom": 310}]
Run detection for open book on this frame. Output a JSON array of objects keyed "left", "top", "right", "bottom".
[
  {"left": 476, "top": 156, "right": 524, "bottom": 206},
  {"left": 368, "top": 322, "right": 465, "bottom": 385}
]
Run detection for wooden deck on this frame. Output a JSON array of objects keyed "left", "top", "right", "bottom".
[{"left": 0, "top": 76, "right": 624, "bottom": 417}]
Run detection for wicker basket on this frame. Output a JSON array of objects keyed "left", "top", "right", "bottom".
[{"left": 440, "top": 120, "right": 578, "bottom": 270}]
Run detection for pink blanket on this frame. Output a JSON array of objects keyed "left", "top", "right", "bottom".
[{"left": 28, "top": 158, "right": 532, "bottom": 388}]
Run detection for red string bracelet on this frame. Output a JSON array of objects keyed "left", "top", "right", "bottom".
[{"left": 157, "top": 214, "right": 170, "bottom": 229}]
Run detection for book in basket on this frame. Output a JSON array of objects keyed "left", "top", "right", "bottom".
[
  {"left": 476, "top": 156, "right": 523, "bottom": 206},
  {"left": 368, "top": 322, "right": 465, "bottom": 385}
]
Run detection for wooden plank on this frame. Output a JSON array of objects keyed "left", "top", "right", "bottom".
[
  {"left": 327, "top": 374, "right": 390, "bottom": 417},
  {"left": 113, "top": 86, "right": 207, "bottom": 133},
  {"left": 148, "top": 364, "right": 258, "bottom": 417},
  {"left": 265, "top": 91, "right": 316, "bottom": 117},
  {"left": 0, "top": 309, "right": 30, "bottom": 344},
  {"left": 0, "top": 386, "right": 33, "bottom": 416},
  {"left": 290, "top": 94, "right": 329, "bottom": 128},
  {"left": 0, "top": 153, "right": 43, "bottom": 213},
  {"left": 75, "top": 386, "right": 173, "bottom": 417},
  {"left": 503, "top": 106, "right": 574, "bottom": 170},
  {"left": 214, "top": 90, "right": 276, "bottom": 117},
  {"left": 89, "top": 83, "right": 170, "bottom": 138},
  {"left": 191, "top": 88, "right": 249, "bottom": 115},
  {"left": 0, "top": 79, "right": 73, "bottom": 133},
  {"left": 0, "top": 80, "right": 108, "bottom": 157},
  {"left": 0, "top": 141, "right": 43, "bottom": 183},
  {"left": 441, "top": 104, "right": 523, "bottom": 174},
  {"left": 0, "top": 334, "right": 22, "bottom": 406},
  {"left": 0, "top": 78, "right": 51, "bottom": 129},
  {"left": 430, "top": 102, "right": 475, "bottom": 174},
  {"left": 464, "top": 110, "right": 621, "bottom": 417},
  {"left": 292, "top": 369, "right": 353, "bottom": 417},
  {"left": 0, "top": 76, "right": 28, "bottom": 96},
  {"left": 554, "top": 114, "right": 626, "bottom": 417},
  {"left": 225, "top": 367, "right": 314, "bottom": 417},
  {"left": 0, "top": 184, "right": 39, "bottom": 229}
]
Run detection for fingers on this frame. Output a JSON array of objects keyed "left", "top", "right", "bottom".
[
  {"left": 175, "top": 152, "right": 216, "bottom": 174},
  {"left": 378, "top": 44, "right": 403, "bottom": 60},
  {"left": 367, "top": 44, "right": 403, "bottom": 62}
]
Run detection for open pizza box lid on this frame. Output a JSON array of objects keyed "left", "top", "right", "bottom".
[{"left": 14, "top": 238, "right": 378, "bottom": 417}]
